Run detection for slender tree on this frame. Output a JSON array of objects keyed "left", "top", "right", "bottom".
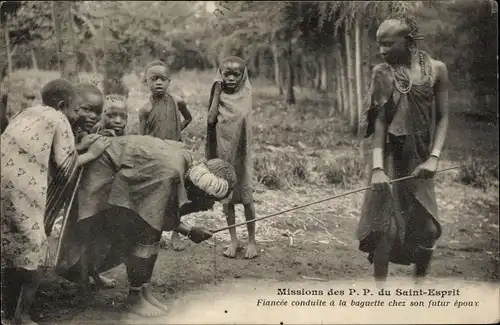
[{"left": 52, "top": 0, "right": 79, "bottom": 83}]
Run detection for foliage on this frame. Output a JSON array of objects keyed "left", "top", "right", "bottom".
[{"left": 458, "top": 158, "right": 499, "bottom": 190}]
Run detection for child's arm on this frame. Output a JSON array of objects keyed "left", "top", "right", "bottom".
[
  {"left": 429, "top": 60, "right": 449, "bottom": 161},
  {"left": 207, "top": 82, "right": 223, "bottom": 125},
  {"left": 76, "top": 134, "right": 100, "bottom": 153},
  {"left": 77, "top": 137, "right": 111, "bottom": 166},
  {"left": 370, "top": 103, "right": 390, "bottom": 190},
  {"left": 412, "top": 60, "right": 449, "bottom": 179},
  {"left": 178, "top": 100, "right": 192, "bottom": 130},
  {"left": 138, "top": 104, "right": 149, "bottom": 135}
]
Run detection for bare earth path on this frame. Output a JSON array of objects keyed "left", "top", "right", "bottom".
[{"left": 35, "top": 180, "right": 498, "bottom": 324}]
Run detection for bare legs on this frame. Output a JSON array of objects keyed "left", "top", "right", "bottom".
[
  {"left": 373, "top": 218, "right": 397, "bottom": 283},
  {"left": 244, "top": 202, "right": 258, "bottom": 258},
  {"left": 372, "top": 203, "right": 439, "bottom": 283},
  {"left": 1, "top": 267, "right": 40, "bottom": 325},
  {"left": 222, "top": 202, "right": 258, "bottom": 259},
  {"left": 124, "top": 226, "right": 169, "bottom": 317},
  {"left": 222, "top": 204, "right": 241, "bottom": 257}
]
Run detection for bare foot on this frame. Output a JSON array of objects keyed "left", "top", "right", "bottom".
[
  {"left": 171, "top": 231, "right": 185, "bottom": 251},
  {"left": 244, "top": 241, "right": 259, "bottom": 259},
  {"left": 93, "top": 274, "right": 117, "bottom": 289},
  {"left": 142, "top": 285, "right": 169, "bottom": 313},
  {"left": 123, "top": 289, "right": 167, "bottom": 317},
  {"left": 223, "top": 241, "right": 242, "bottom": 258}
]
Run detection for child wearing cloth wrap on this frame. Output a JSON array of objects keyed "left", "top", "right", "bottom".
[
  {"left": 1, "top": 78, "right": 110, "bottom": 325},
  {"left": 356, "top": 14, "right": 449, "bottom": 282},
  {"left": 138, "top": 60, "right": 193, "bottom": 251},
  {"left": 55, "top": 135, "right": 235, "bottom": 317},
  {"left": 206, "top": 56, "right": 258, "bottom": 259}
]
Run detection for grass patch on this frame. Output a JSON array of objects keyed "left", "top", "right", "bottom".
[
  {"left": 319, "top": 154, "right": 366, "bottom": 187},
  {"left": 457, "top": 158, "right": 499, "bottom": 190},
  {"left": 254, "top": 152, "right": 310, "bottom": 189},
  {"left": 253, "top": 148, "right": 366, "bottom": 190}
]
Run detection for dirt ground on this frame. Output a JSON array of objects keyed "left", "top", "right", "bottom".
[
  {"left": 4, "top": 70, "right": 498, "bottom": 324},
  {"left": 33, "top": 179, "right": 498, "bottom": 324}
]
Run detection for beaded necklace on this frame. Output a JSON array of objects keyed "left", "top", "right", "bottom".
[{"left": 390, "top": 49, "right": 428, "bottom": 94}]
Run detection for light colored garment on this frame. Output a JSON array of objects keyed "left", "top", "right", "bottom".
[
  {"left": 1, "top": 105, "right": 76, "bottom": 270},
  {"left": 205, "top": 69, "right": 253, "bottom": 205},
  {"left": 139, "top": 94, "right": 182, "bottom": 141}
]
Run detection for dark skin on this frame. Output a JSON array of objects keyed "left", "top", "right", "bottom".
[
  {"left": 141, "top": 65, "right": 192, "bottom": 131},
  {"left": 371, "top": 20, "right": 449, "bottom": 281},
  {"left": 76, "top": 91, "right": 104, "bottom": 134},
  {"left": 102, "top": 102, "right": 128, "bottom": 136},
  {"left": 207, "top": 60, "right": 246, "bottom": 124},
  {"left": 81, "top": 179, "right": 216, "bottom": 306},
  {"left": 2, "top": 93, "right": 109, "bottom": 325},
  {"left": 140, "top": 64, "right": 193, "bottom": 251},
  {"left": 207, "top": 58, "right": 258, "bottom": 259},
  {"left": 69, "top": 91, "right": 119, "bottom": 290}
]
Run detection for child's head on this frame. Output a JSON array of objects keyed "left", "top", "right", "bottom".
[
  {"left": 75, "top": 83, "right": 104, "bottom": 133},
  {"left": 219, "top": 56, "right": 246, "bottom": 92},
  {"left": 143, "top": 60, "right": 171, "bottom": 97},
  {"left": 40, "top": 78, "right": 81, "bottom": 126},
  {"left": 102, "top": 94, "right": 128, "bottom": 135}
]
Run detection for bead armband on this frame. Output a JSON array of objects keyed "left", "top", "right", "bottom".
[
  {"left": 430, "top": 148, "right": 441, "bottom": 160},
  {"left": 372, "top": 148, "right": 384, "bottom": 171}
]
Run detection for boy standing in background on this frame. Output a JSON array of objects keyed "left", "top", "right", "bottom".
[{"left": 138, "top": 60, "right": 193, "bottom": 251}]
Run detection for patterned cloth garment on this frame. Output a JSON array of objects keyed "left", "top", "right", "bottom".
[{"left": 1, "top": 105, "right": 76, "bottom": 270}]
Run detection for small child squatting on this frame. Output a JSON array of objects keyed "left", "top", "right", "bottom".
[
  {"left": 138, "top": 60, "right": 193, "bottom": 251},
  {"left": 206, "top": 56, "right": 258, "bottom": 259},
  {"left": 71, "top": 83, "right": 121, "bottom": 292}
]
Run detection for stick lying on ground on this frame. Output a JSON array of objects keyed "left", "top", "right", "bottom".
[{"left": 210, "top": 166, "right": 459, "bottom": 234}]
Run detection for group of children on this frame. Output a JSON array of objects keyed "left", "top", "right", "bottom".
[
  {"left": 2, "top": 11, "right": 451, "bottom": 322},
  {"left": 1, "top": 55, "right": 258, "bottom": 324}
]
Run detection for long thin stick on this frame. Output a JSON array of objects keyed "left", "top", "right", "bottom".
[
  {"left": 211, "top": 166, "right": 459, "bottom": 234},
  {"left": 54, "top": 168, "right": 84, "bottom": 263}
]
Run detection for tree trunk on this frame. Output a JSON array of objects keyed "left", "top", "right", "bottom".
[
  {"left": 354, "top": 17, "right": 363, "bottom": 136},
  {"left": 280, "top": 58, "right": 287, "bottom": 95},
  {"left": 31, "top": 47, "right": 38, "bottom": 70},
  {"left": 87, "top": 52, "right": 97, "bottom": 74},
  {"left": 313, "top": 58, "right": 321, "bottom": 91},
  {"left": 1, "top": 29, "right": 8, "bottom": 133},
  {"left": 335, "top": 53, "right": 343, "bottom": 115},
  {"left": 102, "top": 17, "right": 128, "bottom": 97},
  {"left": 52, "top": 1, "right": 79, "bottom": 83},
  {"left": 4, "top": 25, "right": 12, "bottom": 75},
  {"left": 258, "top": 49, "right": 267, "bottom": 80},
  {"left": 319, "top": 51, "right": 328, "bottom": 92},
  {"left": 337, "top": 46, "right": 348, "bottom": 119},
  {"left": 285, "top": 39, "right": 295, "bottom": 105},
  {"left": 271, "top": 42, "right": 282, "bottom": 95},
  {"left": 344, "top": 22, "right": 357, "bottom": 135},
  {"left": 300, "top": 54, "right": 308, "bottom": 88}
]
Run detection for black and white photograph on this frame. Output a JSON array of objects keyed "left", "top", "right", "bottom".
[{"left": 1, "top": 1, "right": 498, "bottom": 324}]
